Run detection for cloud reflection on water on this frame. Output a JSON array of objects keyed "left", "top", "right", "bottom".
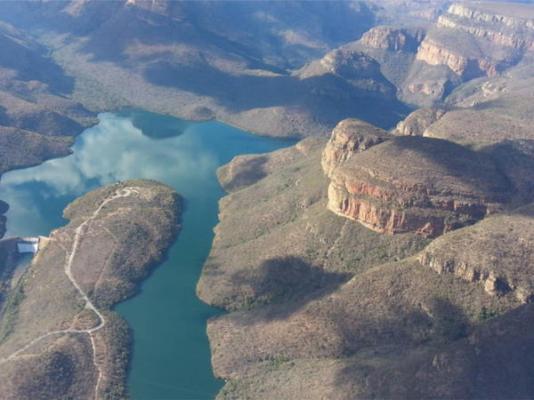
[{"left": 0, "top": 112, "right": 219, "bottom": 235}]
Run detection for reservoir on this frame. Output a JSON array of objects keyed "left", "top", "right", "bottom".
[{"left": 0, "top": 110, "right": 293, "bottom": 399}]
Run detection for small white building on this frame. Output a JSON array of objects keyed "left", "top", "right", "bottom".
[{"left": 17, "top": 237, "right": 39, "bottom": 254}]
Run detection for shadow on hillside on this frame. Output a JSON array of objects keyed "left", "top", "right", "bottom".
[
  {"left": 390, "top": 136, "right": 512, "bottom": 204},
  {"left": 0, "top": 2, "right": 374, "bottom": 68},
  {"left": 220, "top": 155, "right": 269, "bottom": 192},
  {"left": 482, "top": 139, "right": 534, "bottom": 206},
  {"left": 0, "top": 2, "right": 410, "bottom": 129},
  {"left": 0, "top": 32, "right": 74, "bottom": 95},
  {"left": 333, "top": 303, "right": 534, "bottom": 399},
  {"left": 329, "top": 297, "right": 470, "bottom": 358},
  {"left": 143, "top": 60, "right": 410, "bottom": 129},
  {"left": 118, "top": 109, "right": 189, "bottom": 139},
  {"left": 229, "top": 256, "right": 351, "bottom": 323}
]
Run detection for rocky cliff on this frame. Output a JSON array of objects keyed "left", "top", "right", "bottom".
[
  {"left": 359, "top": 26, "right": 425, "bottom": 52},
  {"left": 296, "top": 47, "right": 398, "bottom": 99},
  {"left": 419, "top": 204, "right": 534, "bottom": 302},
  {"left": 323, "top": 120, "right": 510, "bottom": 237},
  {"left": 321, "top": 118, "right": 390, "bottom": 176},
  {"left": 407, "top": 2, "right": 534, "bottom": 102}
]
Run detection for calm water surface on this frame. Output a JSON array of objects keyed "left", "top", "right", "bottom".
[{"left": 0, "top": 110, "right": 293, "bottom": 399}]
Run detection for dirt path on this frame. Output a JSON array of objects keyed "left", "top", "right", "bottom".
[{"left": 0, "top": 187, "right": 138, "bottom": 400}]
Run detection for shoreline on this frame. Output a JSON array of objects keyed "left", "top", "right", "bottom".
[{"left": 0, "top": 180, "right": 181, "bottom": 398}]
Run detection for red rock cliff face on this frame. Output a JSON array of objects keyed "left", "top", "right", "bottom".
[{"left": 323, "top": 121, "right": 510, "bottom": 237}]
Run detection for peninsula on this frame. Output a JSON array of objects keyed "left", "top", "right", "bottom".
[{"left": 0, "top": 180, "right": 180, "bottom": 399}]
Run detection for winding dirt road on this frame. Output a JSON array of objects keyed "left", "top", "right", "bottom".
[{"left": 0, "top": 187, "right": 138, "bottom": 400}]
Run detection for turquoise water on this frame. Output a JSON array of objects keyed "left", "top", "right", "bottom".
[{"left": 0, "top": 110, "right": 293, "bottom": 399}]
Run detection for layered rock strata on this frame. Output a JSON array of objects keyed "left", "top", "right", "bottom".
[
  {"left": 323, "top": 120, "right": 510, "bottom": 237},
  {"left": 419, "top": 205, "right": 534, "bottom": 302},
  {"left": 321, "top": 118, "right": 390, "bottom": 176},
  {"left": 393, "top": 107, "right": 446, "bottom": 136},
  {"left": 416, "top": 2, "right": 534, "bottom": 78}
]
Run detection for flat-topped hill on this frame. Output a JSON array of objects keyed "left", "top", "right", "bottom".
[{"left": 325, "top": 130, "right": 509, "bottom": 237}]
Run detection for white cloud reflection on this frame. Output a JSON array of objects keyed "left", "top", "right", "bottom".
[{"left": 0, "top": 112, "right": 219, "bottom": 236}]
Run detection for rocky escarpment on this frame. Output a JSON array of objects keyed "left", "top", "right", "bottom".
[
  {"left": 415, "top": 38, "right": 505, "bottom": 78},
  {"left": 415, "top": 2, "right": 534, "bottom": 78},
  {"left": 205, "top": 129, "right": 534, "bottom": 400},
  {"left": 321, "top": 119, "right": 390, "bottom": 176},
  {"left": 198, "top": 137, "right": 427, "bottom": 311},
  {"left": 442, "top": 3, "right": 534, "bottom": 48},
  {"left": 360, "top": 26, "right": 425, "bottom": 52},
  {"left": 419, "top": 204, "right": 534, "bottom": 302},
  {"left": 297, "top": 47, "right": 398, "bottom": 99},
  {"left": 388, "top": 2, "right": 534, "bottom": 106},
  {"left": 323, "top": 120, "right": 510, "bottom": 237}
]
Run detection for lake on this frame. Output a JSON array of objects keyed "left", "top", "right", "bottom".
[{"left": 0, "top": 110, "right": 293, "bottom": 399}]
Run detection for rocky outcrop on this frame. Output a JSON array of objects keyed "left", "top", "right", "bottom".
[
  {"left": 416, "top": 38, "right": 504, "bottom": 78},
  {"left": 405, "top": 78, "right": 452, "bottom": 100},
  {"left": 297, "top": 48, "right": 398, "bottom": 99},
  {"left": 198, "top": 138, "right": 426, "bottom": 311},
  {"left": 415, "top": 39, "right": 469, "bottom": 75},
  {"left": 437, "top": 13, "right": 533, "bottom": 52},
  {"left": 419, "top": 204, "right": 534, "bottom": 302},
  {"left": 359, "top": 26, "right": 425, "bottom": 52},
  {"left": 415, "top": 3, "right": 534, "bottom": 78},
  {"left": 321, "top": 119, "right": 390, "bottom": 176},
  {"left": 446, "top": 3, "right": 534, "bottom": 33},
  {"left": 324, "top": 130, "right": 510, "bottom": 237},
  {"left": 394, "top": 2, "right": 534, "bottom": 107},
  {"left": 393, "top": 108, "right": 446, "bottom": 136}
]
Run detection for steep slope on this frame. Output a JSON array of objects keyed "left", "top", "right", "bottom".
[
  {"left": 419, "top": 204, "right": 534, "bottom": 302},
  {"left": 0, "top": 22, "right": 94, "bottom": 138},
  {"left": 407, "top": 1, "right": 534, "bottom": 104}
]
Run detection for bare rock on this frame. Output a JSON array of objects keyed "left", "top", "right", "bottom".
[
  {"left": 325, "top": 135, "right": 509, "bottom": 237},
  {"left": 321, "top": 119, "right": 390, "bottom": 176},
  {"left": 419, "top": 204, "right": 534, "bottom": 301}
]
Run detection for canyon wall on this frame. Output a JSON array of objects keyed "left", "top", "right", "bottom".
[{"left": 323, "top": 119, "right": 510, "bottom": 237}]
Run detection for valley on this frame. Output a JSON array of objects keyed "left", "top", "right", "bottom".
[{"left": 0, "top": 1, "right": 532, "bottom": 399}]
